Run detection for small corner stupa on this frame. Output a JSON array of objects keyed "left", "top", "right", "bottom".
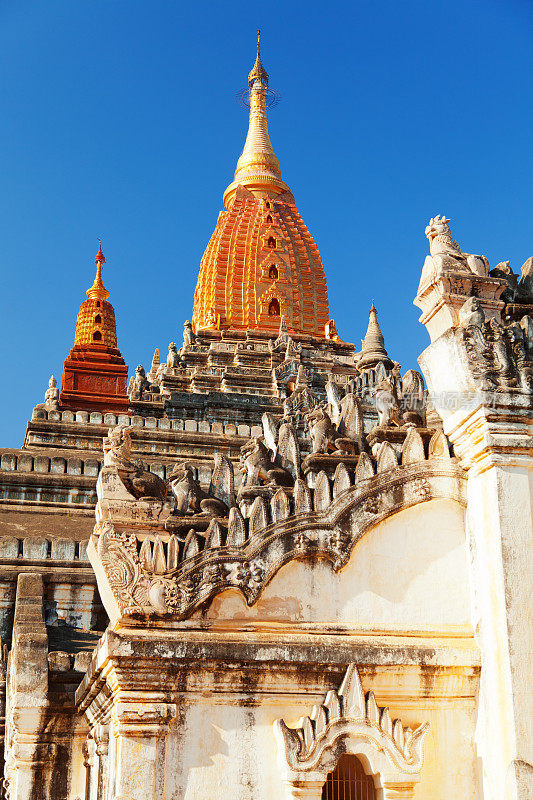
[
  {"left": 357, "top": 301, "right": 392, "bottom": 369},
  {"left": 59, "top": 240, "right": 129, "bottom": 413}
]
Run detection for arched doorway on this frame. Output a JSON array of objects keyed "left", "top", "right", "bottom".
[{"left": 322, "top": 755, "right": 375, "bottom": 800}]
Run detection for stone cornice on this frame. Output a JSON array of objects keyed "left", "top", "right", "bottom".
[{"left": 89, "top": 454, "right": 466, "bottom": 625}]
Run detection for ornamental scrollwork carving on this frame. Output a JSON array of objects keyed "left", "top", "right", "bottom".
[
  {"left": 459, "top": 298, "right": 533, "bottom": 391},
  {"left": 89, "top": 447, "right": 466, "bottom": 624},
  {"left": 274, "top": 663, "right": 428, "bottom": 800}
]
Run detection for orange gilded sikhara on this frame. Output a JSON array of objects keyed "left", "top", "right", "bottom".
[{"left": 192, "top": 37, "right": 329, "bottom": 336}]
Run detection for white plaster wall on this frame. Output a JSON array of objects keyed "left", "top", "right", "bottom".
[
  {"left": 466, "top": 464, "right": 533, "bottom": 799},
  {"left": 163, "top": 687, "right": 479, "bottom": 800},
  {"left": 201, "top": 499, "right": 470, "bottom": 631}
]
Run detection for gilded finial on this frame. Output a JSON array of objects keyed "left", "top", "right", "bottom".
[
  {"left": 248, "top": 28, "right": 269, "bottom": 88},
  {"left": 370, "top": 300, "right": 376, "bottom": 313},
  {"left": 87, "top": 238, "right": 110, "bottom": 301},
  {"left": 225, "top": 31, "right": 288, "bottom": 207},
  {"left": 95, "top": 237, "right": 105, "bottom": 264}
]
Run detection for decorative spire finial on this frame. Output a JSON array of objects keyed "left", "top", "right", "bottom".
[
  {"left": 87, "top": 238, "right": 110, "bottom": 301},
  {"left": 370, "top": 299, "right": 376, "bottom": 313},
  {"left": 95, "top": 237, "right": 105, "bottom": 264},
  {"left": 248, "top": 28, "right": 269, "bottom": 88},
  {"left": 224, "top": 32, "right": 289, "bottom": 207}
]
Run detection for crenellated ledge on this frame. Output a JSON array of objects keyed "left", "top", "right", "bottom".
[{"left": 88, "top": 429, "right": 466, "bottom": 625}]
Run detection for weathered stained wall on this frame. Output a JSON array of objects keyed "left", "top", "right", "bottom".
[
  {"left": 197, "top": 499, "right": 470, "bottom": 631},
  {"left": 161, "top": 664, "right": 480, "bottom": 800}
]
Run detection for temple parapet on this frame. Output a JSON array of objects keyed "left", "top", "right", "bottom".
[{"left": 88, "top": 416, "right": 464, "bottom": 627}]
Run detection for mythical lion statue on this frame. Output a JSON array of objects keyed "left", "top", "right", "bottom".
[
  {"left": 239, "top": 438, "right": 292, "bottom": 487},
  {"left": 168, "top": 462, "right": 228, "bottom": 516},
  {"left": 166, "top": 342, "right": 181, "bottom": 370},
  {"left": 305, "top": 406, "right": 338, "bottom": 454},
  {"left": 374, "top": 378, "right": 401, "bottom": 428},
  {"left": 421, "top": 215, "right": 489, "bottom": 288},
  {"left": 103, "top": 426, "right": 168, "bottom": 501},
  {"left": 128, "top": 364, "right": 151, "bottom": 399}
]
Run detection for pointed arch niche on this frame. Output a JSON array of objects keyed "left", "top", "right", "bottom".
[{"left": 274, "top": 664, "right": 428, "bottom": 800}]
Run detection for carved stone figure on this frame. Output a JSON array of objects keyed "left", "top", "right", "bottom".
[
  {"left": 490, "top": 318, "right": 514, "bottom": 381},
  {"left": 166, "top": 342, "right": 181, "bottom": 370},
  {"left": 490, "top": 260, "right": 519, "bottom": 303},
  {"left": 239, "top": 438, "right": 292, "bottom": 486},
  {"left": 374, "top": 378, "right": 401, "bottom": 427},
  {"left": 459, "top": 310, "right": 532, "bottom": 390},
  {"left": 205, "top": 307, "right": 218, "bottom": 328},
  {"left": 155, "top": 362, "right": 166, "bottom": 384},
  {"left": 305, "top": 406, "right": 337, "bottom": 453},
  {"left": 103, "top": 425, "right": 135, "bottom": 469},
  {"left": 183, "top": 320, "right": 195, "bottom": 348},
  {"left": 389, "top": 361, "right": 402, "bottom": 397},
  {"left": 282, "top": 368, "right": 316, "bottom": 420},
  {"left": 324, "top": 319, "right": 340, "bottom": 341},
  {"left": 129, "top": 364, "right": 150, "bottom": 399},
  {"left": 459, "top": 296, "right": 485, "bottom": 328},
  {"left": 424, "top": 215, "right": 489, "bottom": 279},
  {"left": 425, "top": 215, "right": 464, "bottom": 259},
  {"left": 36, "top": 375, "right": 59, "bottom": 411},
  {"left": 520, "top": 314, "right": 533, "bottom": 351},
  {"left": 168, "top": 462, "right": 228, "bottom": 516},
  {"left": 102, "top": 426, "right": 167, "bottom": 501}
]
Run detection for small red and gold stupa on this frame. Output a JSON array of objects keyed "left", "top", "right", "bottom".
[
  {"left": 59, "top": 240, "right": 129, "bottom": 413},
  {"left": 192, "top": 32, "right": 329, "bottom": 336}
]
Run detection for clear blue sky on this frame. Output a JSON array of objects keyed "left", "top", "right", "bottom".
[{"left": 1, "top": 0, "right": 532, "bottom": 447}]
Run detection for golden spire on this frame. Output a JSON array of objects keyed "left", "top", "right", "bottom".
[
  {"left": 248, "top": 29, "right": 269, "bottom": 87},
  {"left": 223, "top": 31, "right": 290, "bottom": 208},
  {"left": 86, "top": 238, "right": 110, "bottom": 301}
]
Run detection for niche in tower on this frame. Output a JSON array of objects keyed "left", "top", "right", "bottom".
[
  {"left": 268, "top": 298, "right": 280, "bottom": 316},
  {"left": 267, "top": 236, "right": 276, "bottom": 249},
  {"left": 268, "top": 265, "right": 279, "bottom": 280}
]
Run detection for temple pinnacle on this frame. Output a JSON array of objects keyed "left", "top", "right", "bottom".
[
  {"left": 223, "top": 32, "right": 289, "bottom": 208},
  {"left": 248, "top": 29, "right": 268, "bottom": 88},
  {"left": 86, "top": 238, "right": 110, "bottom": 301},
  {"left": 95, "top": 238, "right": 105, "bottom": 264},
  {"left": 358, "top": 301, "right": 391, "bottom": 369}
]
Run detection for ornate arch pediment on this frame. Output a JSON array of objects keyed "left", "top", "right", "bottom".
[{"left": 274, "top": 663, "right": 428, "bottom": 799}]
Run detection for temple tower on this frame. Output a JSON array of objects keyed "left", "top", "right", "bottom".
[
  {"left": 192, "top": 32, "right": 329, "bottom": 336},
  {"left": 59, "top": 241, "right": 129, "bottom": 412}
]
